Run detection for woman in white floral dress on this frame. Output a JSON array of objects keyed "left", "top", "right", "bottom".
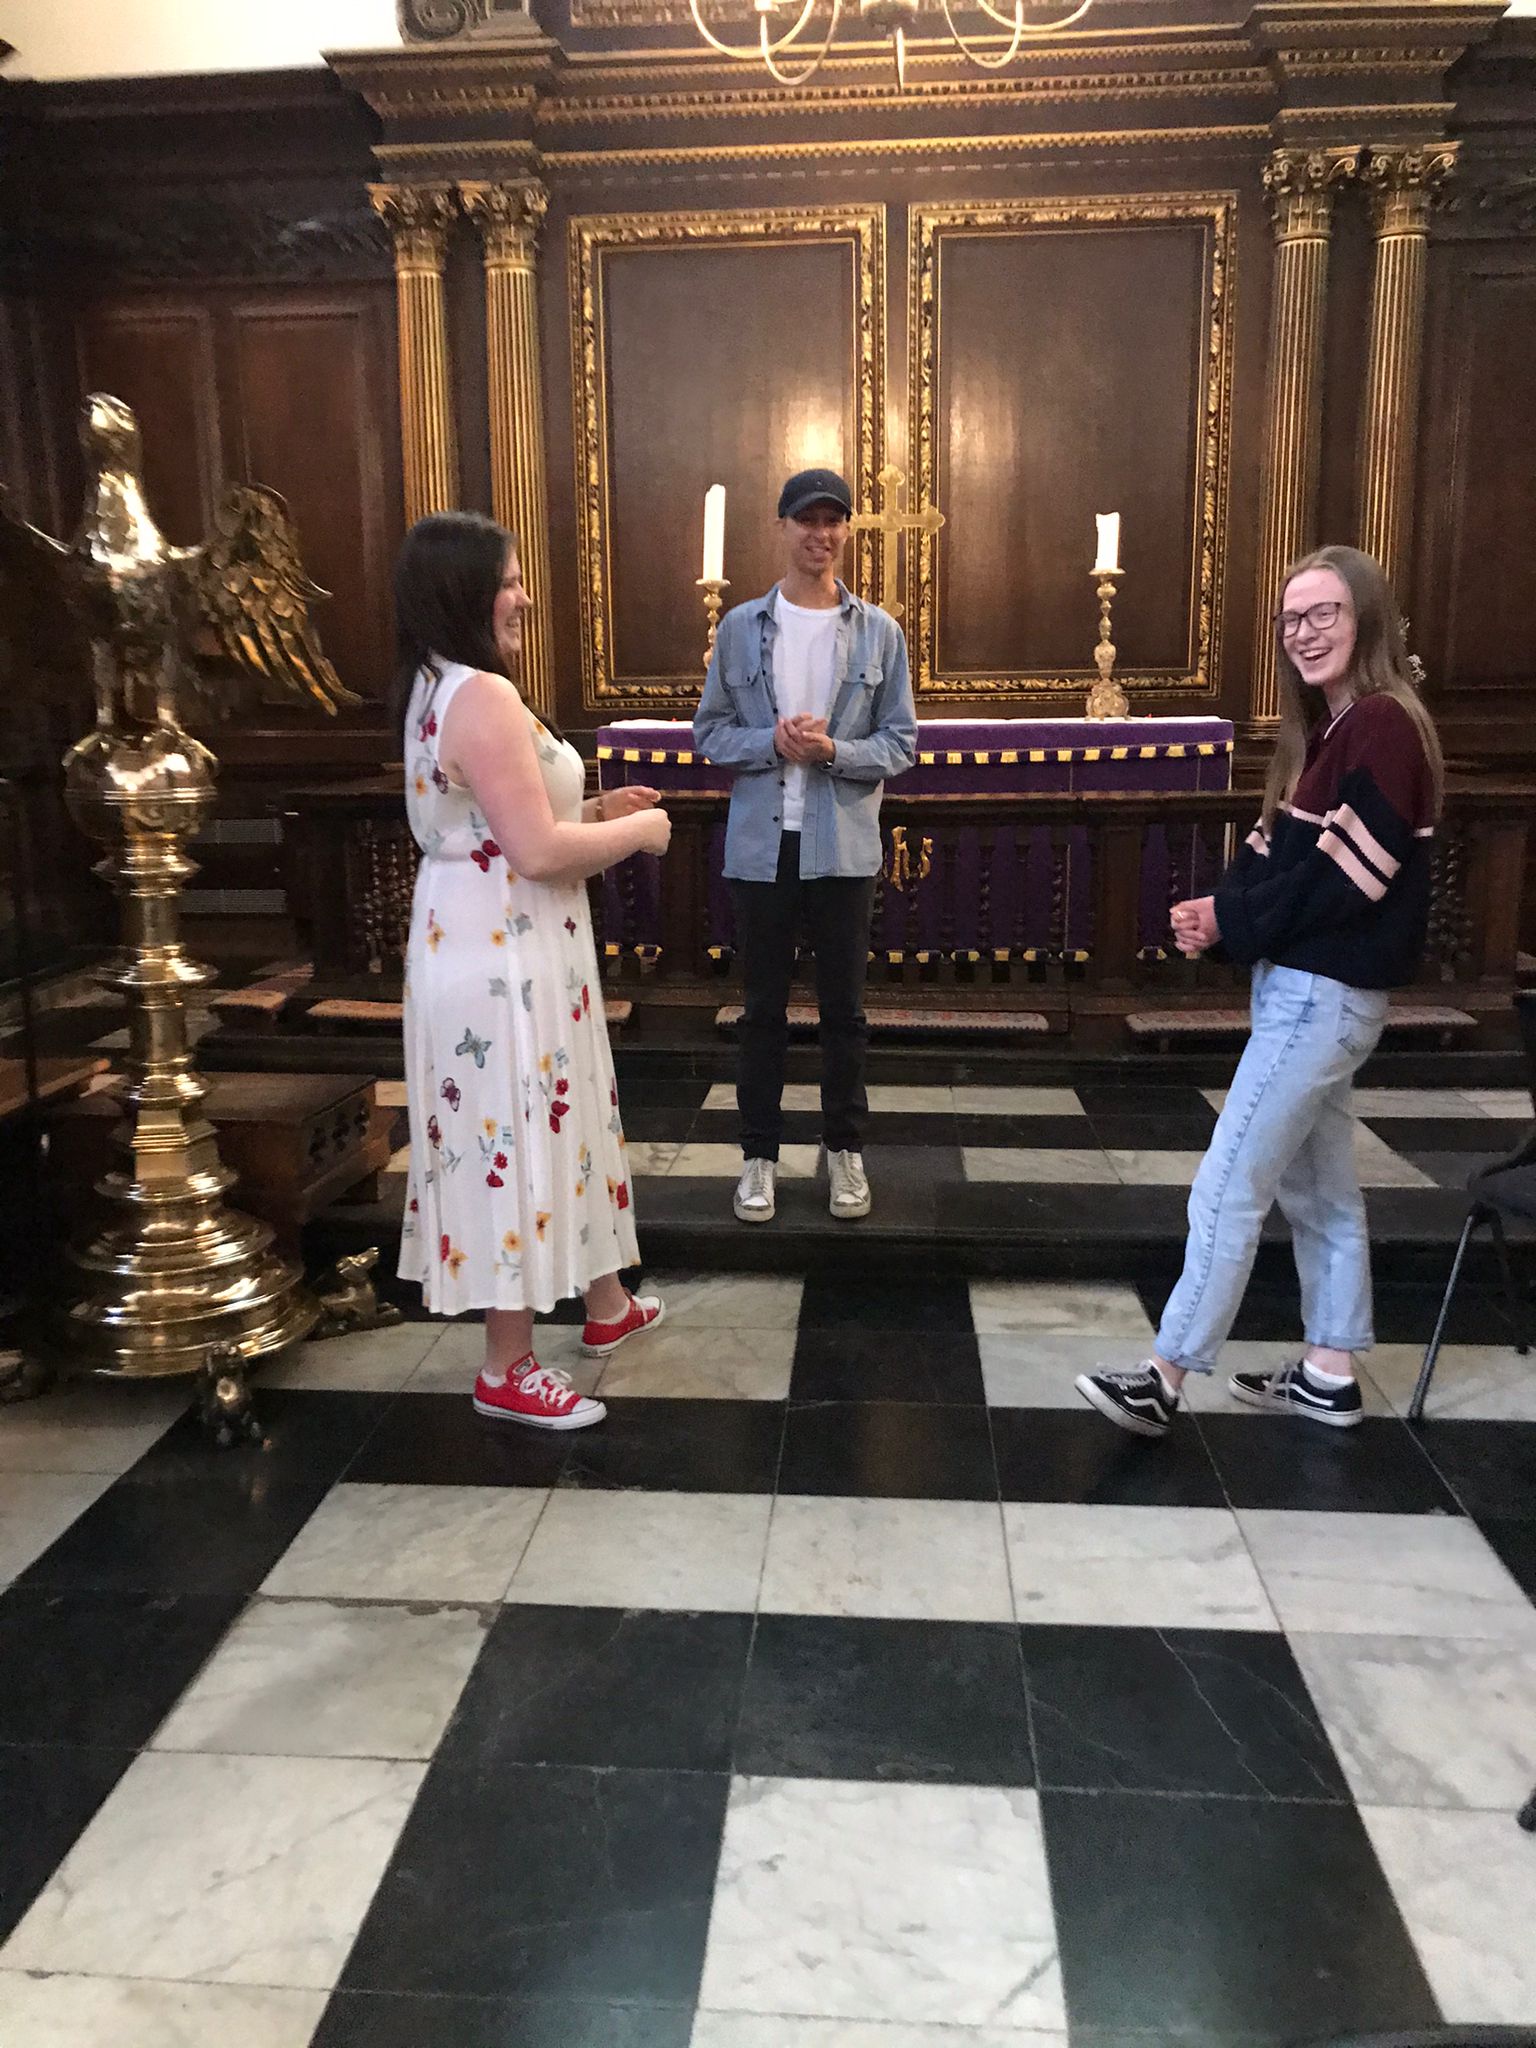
[{"left": 395, "top": 513, "right": 671, "bottom": 1428}]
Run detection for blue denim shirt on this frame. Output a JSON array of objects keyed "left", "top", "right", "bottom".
[{"left": 692, "top": 582, "right": 918, "bottom": 881}]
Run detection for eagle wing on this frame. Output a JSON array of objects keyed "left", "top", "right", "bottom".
[{"left": 180, "top": 484, "right": 361, "bottom": 717}]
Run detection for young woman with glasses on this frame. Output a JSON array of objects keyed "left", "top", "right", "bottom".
[{"left": 1077, "top": 545, "right": 1443, "bottom": 1438}]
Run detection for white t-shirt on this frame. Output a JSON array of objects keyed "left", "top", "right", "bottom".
[{"left": 772, "top": 595, "right": 841, "bottom": 833}]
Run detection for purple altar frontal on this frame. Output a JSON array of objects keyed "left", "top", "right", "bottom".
[{"left": 595, "top": 717, "right": 1234, "bottom": 965}]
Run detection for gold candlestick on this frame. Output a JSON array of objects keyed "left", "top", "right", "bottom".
[
  {"left": 1085, "top": 569, "right": 1129, "bottom": 720},
  {"left": 697, "top": 576, "right": 730, "bottom": 670}
]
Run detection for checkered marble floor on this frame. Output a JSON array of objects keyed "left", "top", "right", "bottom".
[{"left": 3, "top": 1264, "right": 1535, "bottom": 2047}]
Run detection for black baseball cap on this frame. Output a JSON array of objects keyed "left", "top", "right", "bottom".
[{"left": 777, "top": 467, "right": 853, "bottom": 520}]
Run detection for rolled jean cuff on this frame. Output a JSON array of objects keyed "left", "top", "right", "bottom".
[
  {"left": 1306, "top": 1331, "right": 1373, "bottom": 1355},
  {"left": 1152, "top": 1330, "right": 1217, "bottom": 1376}
]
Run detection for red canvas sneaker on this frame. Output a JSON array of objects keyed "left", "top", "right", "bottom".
[
  {"left": 472, "top": 1357, "right": 606, "bottom": 1430},
  {"left": 580, "top": 1291, "right": 666, "bottom": 1357}
]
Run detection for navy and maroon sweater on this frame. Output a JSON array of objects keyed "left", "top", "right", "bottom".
[{"left": 1214, "top": 692, "right": 1437, "bottom": 991}]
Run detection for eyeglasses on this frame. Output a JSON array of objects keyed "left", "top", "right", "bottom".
[{"left": 1275, "top": 600, "right": 1347, "bottom": 638}]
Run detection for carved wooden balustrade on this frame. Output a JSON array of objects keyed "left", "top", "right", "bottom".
[{"left": 281, "top": 781, "right": 1530, "bottom": 1043}]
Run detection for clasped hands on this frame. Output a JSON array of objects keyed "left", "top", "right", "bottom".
[
  {"left": 1170, "top": 895, "right": 1219, "bottom": 957},
  {"left": 774, "top": 714, "right": 835, "bottom": 766}
]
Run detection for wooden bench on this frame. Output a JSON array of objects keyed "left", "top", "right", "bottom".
[
  {"left": 1126, "top": 1003, "right": 1477, "bottom": 1053},
  {"left": 715, "top": 1004, "right": 1049, "bottom": 1038},
  {"left": 306, "top": 997, "right": 635, "bottom": 1032}
]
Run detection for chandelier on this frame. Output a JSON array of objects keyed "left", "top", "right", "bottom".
[{"left": 688, "top": 0, "right": 1094, "bottom": 89}]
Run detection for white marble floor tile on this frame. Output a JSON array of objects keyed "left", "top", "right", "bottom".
[
  {"left": 262, "top": 1483, "right": 548, "bottom": 1603},
  {"left": 1291, "top": 1632, "right": 1536, "bottom": 1810},
  {"left": 597, "top": 1325, "right": 795, "bottom": 1401},
  {"left": 970, "top": 1279, "right": 1155, "bottom": 1339},
  {"left": 386, "top": 1145, "right": 411, "bottom": 1174},
  {"left": 691, "top": 2021, "right": 1065, "bottom": 2048},
  {"left": 1238, "top": 1509, "right": 1536, "bottom": 1643},
  {"left": 0, "top": 1469, "right": 114, "bottom": 1588},
  {"left": 0, "top": 1379, "right": 187, "bottom": 1476},
  {"left": 402, "top": 1321, "right": 597, "bottom": 1393},
  {"left": 0, "top": 1749, "right": 423, "bottom": 1989},
  {"left": 668, "top": 1143, "right": 821, "bottom": 1179},
  {"left": 1178, "top": 1345, "right": 1392, "bottom": 1416},
  {"left": 0, "top": 1975, "right": 326, "bottom": 2048},
  {"left": 1367, "top": 1341, "right": 1536, "bottom": 1421},
  {"left": 952, "top": 1085, "right": 1082, "bottom": 1116},
  {"left": 1354, "top": 1088, "right": 1498, "bottom": 1119},
  {"left": 643, "top": 1271, "right": 804, "bottom": 1329},
  {"left": 705, "top": 1081, "right": 822, "bottom": 1112},
  {"left": 375, "top": 1079, "right": 408, "bottom": 1107},
  {"left": 981, "top": 1334, "right": 1132, "bottom": 1406},
  {"left": 761, "top": 1497, "right": 1014, "bottom": 1623},
  {"left": 624, "top": 1138, "right": 685, "bottom": 1177},
  {"left": 1352, "top": 1125, "right": 1437, "bottom": 1188},
  {"left": 1361, "top": 1806, "right": 1536, "bottom": 2024},
  {"left": 506, "top": 1489, "right": 772, "bottom": 1612},
  {"left": 866, "top": 1084, "right": 957, "bottom": 1111},
  {"left": 699, "top": 1777, "right": 1064, "bottom": 2030},
  {"left": 1457, "top": 1088, "right": 1532, "bottom": 1118},
  {"left": 1105, "top": 1149, "right": 1206, "bottom": 1185},
  {"left": 152, "top": 1597, "right": 488, "bottom": 1760},
  {"left": 1005, "top": 1504, "right": 1278, "bottom": 1630},
  {"left": 258, "top": 1321, "right": 442, "bottom": 1393},
  {"left": 962, "top": 1147, "right": 1119, "bottom": 1184}
]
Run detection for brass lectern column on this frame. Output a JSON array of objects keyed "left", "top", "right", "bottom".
[
  {"left": 460, "top": 179, "right": 556, "bottom": 720},
  {"left": 1249, "top": 147, "right": 1360, "bottom": 723},
  {"left": 369, "top": 183, "right": 460, "bottom": 525},
  {"left": 1357, "top": 144, "right": 1458, "bottom": 596}
]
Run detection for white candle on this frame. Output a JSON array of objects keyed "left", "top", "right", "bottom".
[
  {"left": 702, "top": 484, "right": 726, "bottom": 583},
  {"left": 1093, "top": 512, "right": 1121, "bottom": 576}
]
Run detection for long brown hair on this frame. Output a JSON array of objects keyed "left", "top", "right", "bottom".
[
  {"left": 391, "top": 511, "right": 516, "bottom": 728},
  {"left": 1262, "top": 544, "right": 1444, "bottom": 828}
]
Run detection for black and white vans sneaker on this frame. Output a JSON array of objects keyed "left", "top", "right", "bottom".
[
  {"left": 1075, "top": 1363, "right": 1178, "bottom": 1439},
  {"left": 1228, "top": 1360, "right": 1364, "bottom": 1428}
]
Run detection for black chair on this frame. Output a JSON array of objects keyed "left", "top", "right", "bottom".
[{"left": 1409, "top": 988, "right": 1536, "bottom": 1423}]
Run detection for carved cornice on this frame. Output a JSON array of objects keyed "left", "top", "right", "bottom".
[
  {"left": 368, "top": 181, "right": 460, "bottom": 270},
  {"left": 1261, "top": 143, "right": 1360, "bottom": 239},
  {"left": 460, "top": 178, "right": 548, "bottom": 266},
  {"left": 1443, "top": 166, "right": 1536, "bottom": 237},
  {"left": 1362, "top": 140, "right": 1459, "bottom": 235},
  {"left": 0, "top": 193, "right": 393, "bottom": 287}
]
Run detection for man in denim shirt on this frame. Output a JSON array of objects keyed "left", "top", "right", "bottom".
[{"left": 693, "top": 468, "right": 917, "bottom": 1225}]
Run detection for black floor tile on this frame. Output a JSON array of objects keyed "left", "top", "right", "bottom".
[
  {"left": 864, "top": 1111, "right": 963, "bottom": 1145},
  {"left": 0, "top": 1743, "right": 132, "bottom": 1942},
  {"left": 798, "top": 1268, "right": 974, "bottom": 1333},
  {"left": 312, "top": 1992, "right": 693, "bottom": 2048},
  {"left": 956, "top": 1114, "right": 1100, "bottom": 1148},
  {"left": 993, "top": 1410, "right": 1225, "bottom": 1509},
  {"left": 1073, "top": 1082, "right": 1217, "bottom": 1119},
  {"left": 777, "top": 1400, "right": 997, "bottom": 1500},
  {"left": 1370, "top": 1281, "right": 1524, "bottom": 1346},
  {"left": 1021, "top": 1625, "right": 1349, "bottom": 1799},
  {"left": 0, "top": 1586, "right": 243, "bottom": 1748},
  {"left": 617, "top": 1103, "right": 699, "bottom": 1142},
  {"left": 1085, "top": 1112, "right": 1218, "bottom": 1151},
  {"left": 16, "top": 1473, "right": 332, "bottom": 1595},
  {"left": 558, "top": 1398, "right": 784, "bottom": 1493},
  {"left": 134, "top": 1388, "right": 392, "bottom": 1490},
  {"left": 1401, "top": 1149, "right": 1516, "bottom": 1192},
  {"left": 436, "top": 1607, "right": 752, "bottom": 1774},
  {"left": 341, "top": 1762, "right": 728, "bottom": 2004},
  {"left": 1043, "top": 1789, "right": 1439, "bottom": 2040},
  {"left": 1414, "top": 1420, "right": 1536, "bottom": 1519},
  {"left": 735, "top": 1613, "right": 1032, "bottom": 1786},
  {"left": 1196, "top": 1414, "right": 1462, "bottom": 1515},
  {"left": 689, "top": 1107, "right": 822, "bottom": 1144},
  {"left": 1477, "top": 1513, "right": 1536, "bottom": 1600},
  {"left": 789, "top": 1326, "right": 986, "bottom": 1404},
  {"left": 613, "top": 1080, "right": 712, "bottom": 1110},
  {"left": 859, "top": 1142, "right": 965, "bottom": 1192},
  {"left": 344, "top": 1393, "right": 572, "bottom": 1488}
]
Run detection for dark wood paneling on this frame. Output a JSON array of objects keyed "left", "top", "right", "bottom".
[
  {"left": 602, "top": 238, "right": 860, "bottom": 682},
  {"left": 76, "top": 302, "right": 223, "bottom": 546},
  {"left": 228, "top": 288, "right": 400, "bottom": 698},
  {"left": 932, "top": 219, "right": 1206, "bottom": 681}
]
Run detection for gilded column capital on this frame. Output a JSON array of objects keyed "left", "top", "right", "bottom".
[
  {"left": 1363, "top": 143, "right": 1459, "bottom": 238},
  {"left": 1262, "top": 146, "right": 1362, "bottom": 243},
  {"left": 460, "top": 181, "right": 548, "bottom": 270},
  {"left": 367, "top": 182, "right": 458, "bottom": 272}
]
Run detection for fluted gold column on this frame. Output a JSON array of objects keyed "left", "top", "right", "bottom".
[
  {"left": 460, "top": 180, "right": 556, "bottom": 719},
  {"left": 1249, "top": 146, "right": 1360, "bottom": 722},
  {"left": 1357, "top": 143, "right": 1458, "bottom": 595},
  {"left": 368, "top": 183, "right": 460, "bottom": 525}
]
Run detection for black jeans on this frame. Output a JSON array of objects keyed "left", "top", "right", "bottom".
[{"left": 730, "top": 832, "right": 878, "bottom": 1162}]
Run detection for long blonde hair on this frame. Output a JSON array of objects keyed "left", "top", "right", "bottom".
[{"left": 1262, "top": 544, "right": 1444, "bottom": 828}]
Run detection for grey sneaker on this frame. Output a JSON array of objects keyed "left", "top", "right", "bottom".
[
  {"left": 734, "top": 1157, "right": 777, "bottom": 1223},
  {"left": 827, "top": 1149, "right": 871, "bottom": 1219}
]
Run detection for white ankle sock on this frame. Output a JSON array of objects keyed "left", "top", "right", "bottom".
[{"left": 1302, "top": 1358, "right": 1353, "bottom": 1387}]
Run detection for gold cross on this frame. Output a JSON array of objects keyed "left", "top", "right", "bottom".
[{"left": 850, "top": 463, "right": 945, "bottom": 620}]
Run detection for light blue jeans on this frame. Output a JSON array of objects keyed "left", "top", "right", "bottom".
[{"left": 1156, "top": 963, "right": 1391, "bottom": 1374}]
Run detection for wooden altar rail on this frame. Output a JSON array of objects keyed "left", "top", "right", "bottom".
[{"left": 280, "top": 781, "right": 1530, "bottom": 1044}]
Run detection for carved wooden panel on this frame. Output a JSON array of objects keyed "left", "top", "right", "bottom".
[
  {"left": 571, "top": 206, "right": 884, "bottom": 709},
  {"left": 76, "top": 302, "right": 223, "bottom": 547},
  {"left": 909, "top": 197, "right": 1234, "bottom": 700}
]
